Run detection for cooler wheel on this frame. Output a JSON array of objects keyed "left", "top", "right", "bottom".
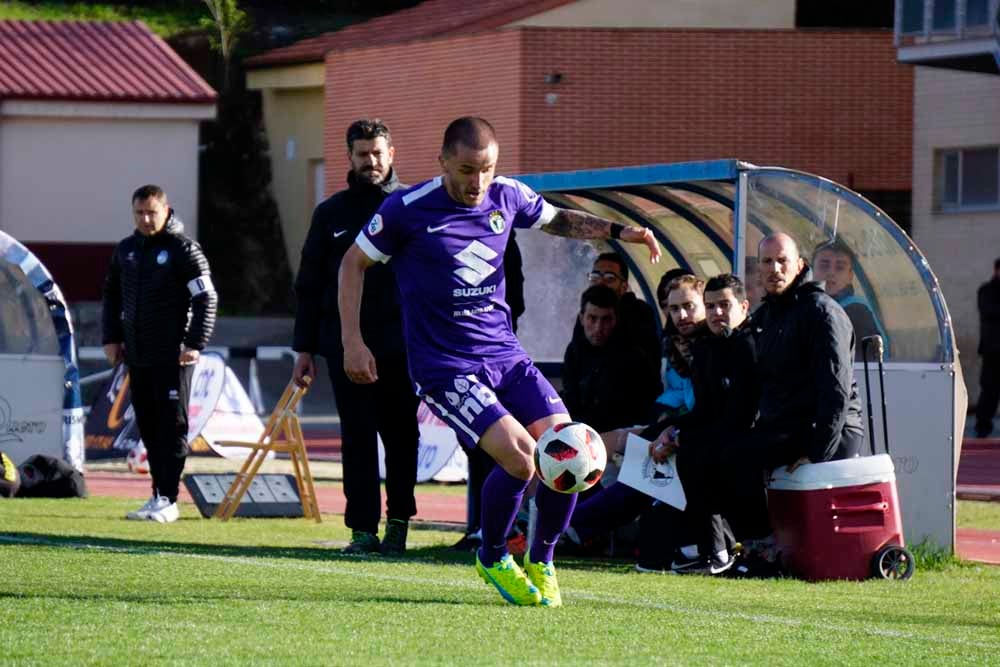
[{"left": 871, "top": 545, "right": 915, "bottom": 581}]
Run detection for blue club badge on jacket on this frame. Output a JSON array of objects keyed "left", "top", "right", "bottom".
[{"left": 157, "top": 250, "right": 168, "bottom": 265}]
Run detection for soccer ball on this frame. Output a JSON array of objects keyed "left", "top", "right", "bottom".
[
  {"left": 126, "top": 443, "right": 150, "bottom": 475},
  {"left": 534, "top": 422, "right": 607, "bottom": 493}
]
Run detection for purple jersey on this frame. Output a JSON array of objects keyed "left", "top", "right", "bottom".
[{"left": 356, "top": 175, "right": 556, "bottom": 383}]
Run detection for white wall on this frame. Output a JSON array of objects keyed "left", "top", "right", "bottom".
[
  {"left": 0, "top": 102, "right": 211, "bottom": 244},
  {"left": 511, "top": 0, "right": 795, "bottom": 28},
  {"left": 910, "top": 67, "right": 1000, "bottom": 402}
]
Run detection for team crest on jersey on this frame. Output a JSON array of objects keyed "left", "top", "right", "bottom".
[
  {"left": 368, "top": 214, "right": 383, "bottom": 236},
  {"left": 488, "top": 211, "right": 505, "bottom": 234},
  {"left": 156, "top": 250, "right": 168, "bottom": 265}
]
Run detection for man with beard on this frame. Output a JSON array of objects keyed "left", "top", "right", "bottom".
[{"left": 292, "top": 119, "right": 419, "bottom": 555}]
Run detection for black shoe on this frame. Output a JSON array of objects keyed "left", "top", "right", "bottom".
[
  {"left": 727, "top": 552, "right": 784, "bottom": 579},
  {"left": 670, "top": 551, "right": 703, "bottom": 573},
  {"left": 343, "top": 530, "right": 380, "bottom": 555},
  {"left": 677, "top": 553, "right": 735, "bottom": 576},
  {"left": 380, "top": 519, "right": 409, "bottom": 556},
  {"left": 448, "top": 532, "right": 483, "bottom": 552}
]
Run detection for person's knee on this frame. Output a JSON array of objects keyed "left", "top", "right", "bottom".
[{"left": 497, "top": 448, "right": 535, "bottom": 480}]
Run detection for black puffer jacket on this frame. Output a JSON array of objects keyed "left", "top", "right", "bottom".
[
  {"left": 293, "top": 169, "right": 405, "bottom": 362},
  {"left": 753, "top": 267, "right": 863, "bottom": 463},
  {"left": 102, "top": 213, "right": 217, "bottom": 366},
  {"left": 561, "top": 330, "right": 662, "bottom": 432},
  {"left": 675, "top": 321, "right": 759, "bottom": 441}
]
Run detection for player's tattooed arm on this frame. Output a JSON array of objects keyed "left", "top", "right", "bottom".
[
  {"left": 542, "top": 208, "right": 662, "bottom": 262},
  {"left": 541, "top": 208, "right": 610, "bottom": 239}
]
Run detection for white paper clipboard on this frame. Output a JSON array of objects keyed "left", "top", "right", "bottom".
[{"left": 617, "top": 433, "right": 687, "bottom": 510}]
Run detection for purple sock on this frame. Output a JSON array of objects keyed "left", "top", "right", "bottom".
[
  {"left": 529, "top": 484, "right": 578, "bottom": 564},
  {"left": 478, "top": 466, "right": 530, "bottom": 566}
]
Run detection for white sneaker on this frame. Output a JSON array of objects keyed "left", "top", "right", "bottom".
[
  {"left": 147, "top": 496, "right": 179, "bottom": 523},
  {"left": 126, "top": 495, "right": 159, "bottom": 521}
]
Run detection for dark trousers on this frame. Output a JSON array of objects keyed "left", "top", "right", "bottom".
[
  {"left": 976, "top": 353, "right": 1000, "bottom": 436},
  {"left": 329, "top": 355, "right": 419, "bottom": 534},
  {"left": 699, "top": 424, "right": 865, "bottom": 542},
  {"left": 464, "top": 447, "right": 495, "bottom": 534},
  {"left": 129, "top": 363, "right": 193, "bottom": 502}
]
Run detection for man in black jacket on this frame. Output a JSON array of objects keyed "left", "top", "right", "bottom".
[
  {"left": 753, "top": 233, "right": 863, "bottom": 469},
  {"left": 975, "top": 257, "right": 1000, "bottom": 438},
  {"left": 292, "top": 119, "right": 418, "bottom": 555},
  {"left": 579, "top": 252, "right": 661, "bottom": 374},
  {"left": 561, "top": 284, "right": 661, "bottom": 432},
  {"left": 646, "top": 274, "right": 758, "bottom": 573},
  {"left": 103, "top": 184, "right": 217, "bottom": 523}
]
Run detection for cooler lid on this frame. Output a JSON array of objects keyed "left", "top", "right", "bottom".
[{"left": 768, "top": 454, "right": 895, "bottom": 491}]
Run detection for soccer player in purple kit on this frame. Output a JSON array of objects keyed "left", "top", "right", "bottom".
[{"left": 339, "top": 117, "right": 660, "bottom": 606}]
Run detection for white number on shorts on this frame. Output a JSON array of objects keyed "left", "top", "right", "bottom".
[{"left": 471, "top": 384, "right": 497, "bottom": 407}]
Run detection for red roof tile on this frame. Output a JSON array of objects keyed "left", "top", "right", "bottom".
[
  {"left": 246, "top": 0, "right": 576, "bottom": 68},
  {"left": 0, "top": 20, "right": 216, "bottom": 104}
]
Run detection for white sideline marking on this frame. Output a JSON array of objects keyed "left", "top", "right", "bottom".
[{"left": 1, "top": 533, "right": 995, "bottom": 650}]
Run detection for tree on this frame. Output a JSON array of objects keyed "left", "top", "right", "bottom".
[
  {"left": 201, "top": 0, "right": 249, "bottom": 91},
  {"left": 194, "top": 1, "right": 293, "bottom": 315}
]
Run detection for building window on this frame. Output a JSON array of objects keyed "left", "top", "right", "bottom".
[
  {"left": 937, "top": 147, "right": 1000, "bottom": 211},
  {"left": 966, "top": 0, "right": 990, "bottom": 26},
  {"left": 901, "top": 0, "right": 924, "bottom": 34},
  {"left": 932, "top": 0, "right": 956, "bottom": 31}
]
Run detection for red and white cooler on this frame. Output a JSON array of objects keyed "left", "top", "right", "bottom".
[{"left": 767, "top": 453, "right": 913, "bottom": 581}]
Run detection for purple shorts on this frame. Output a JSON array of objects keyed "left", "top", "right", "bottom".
[{"left": 416, "top": 356, "right": 566, "bottom": 449}]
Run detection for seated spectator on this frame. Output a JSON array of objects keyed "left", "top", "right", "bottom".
[
  {"left": 601, "top": 274, "right": 709, "bottom": 459},
  {"left": 561, "top": 285, "right": 661, "bottom": 433},
  {"left": 573, "top": 252, "right": 661, "bottom": 377},
  {"left": 646, "top": 274, "right": 759, "bottom": 574},
  {"left": 566, "top": 275, "right": 713, "bottom": 569},
  {"left": 654, "top": 268, "right": 695, "bottom": 417},
  {"left": 812, "top": 240, "right": 889, "bottom": 360},
  {"left": 709, "top": 234, "right": 864, "bottom": 566}
]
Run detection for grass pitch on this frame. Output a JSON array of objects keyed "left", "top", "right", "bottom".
[{"left": 2, "top": 497, "right": 999, "bottom": 666}]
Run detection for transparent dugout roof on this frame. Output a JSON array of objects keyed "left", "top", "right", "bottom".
[
  {"left": 517, "top": 160, "right": 952, "bottom": 363},
  {"left": 0, "top": 257, "right": 59, "bottom": 356}
]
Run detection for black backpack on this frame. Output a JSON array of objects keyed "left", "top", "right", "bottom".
[{"left": 16, "top": 455, "right": 87, "bottom": 498}]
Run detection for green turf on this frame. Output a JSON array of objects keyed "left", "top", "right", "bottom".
[
  {"left": 958, "top": 500, "right": 1000, "bottom": 531},
  {"left": 2, "top": 497, "right": 999, "bottom": 665}
]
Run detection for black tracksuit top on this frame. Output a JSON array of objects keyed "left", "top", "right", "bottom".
[{"left": 102, "top": 214, "right": 217, "bottom": 367}]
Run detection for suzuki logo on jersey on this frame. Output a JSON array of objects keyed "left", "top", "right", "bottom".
[
  {"left": 453, "top": 240, "right": 498, "bottom": 287},
  {"left": 488, "top": 211, "right": 505, "bottom": 234}
]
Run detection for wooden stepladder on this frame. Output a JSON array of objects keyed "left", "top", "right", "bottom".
[{"left": 213, "top": 377, "right": 321, "bottom": 522}]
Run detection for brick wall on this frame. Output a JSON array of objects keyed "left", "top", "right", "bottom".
[
  {"left": 517, "top": 28, "right": 912, "bottom": 189},
  {"left": 324, "top": 30, "right": 523, "bottom": 193},
  {"left": 323, "top": 27, "right": 912, "bottom": 192}
]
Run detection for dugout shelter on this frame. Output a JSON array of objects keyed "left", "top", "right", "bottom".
[
  {"left": 0, "top": 230, "right": 84, "bottom": 470},
  {"left": 515, "top": 159, "right": 966, "bottom": 553}
]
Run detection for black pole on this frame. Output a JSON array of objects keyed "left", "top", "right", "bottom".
[{"left": 862, "top": 337, "right": 876, "bottom": 456}]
